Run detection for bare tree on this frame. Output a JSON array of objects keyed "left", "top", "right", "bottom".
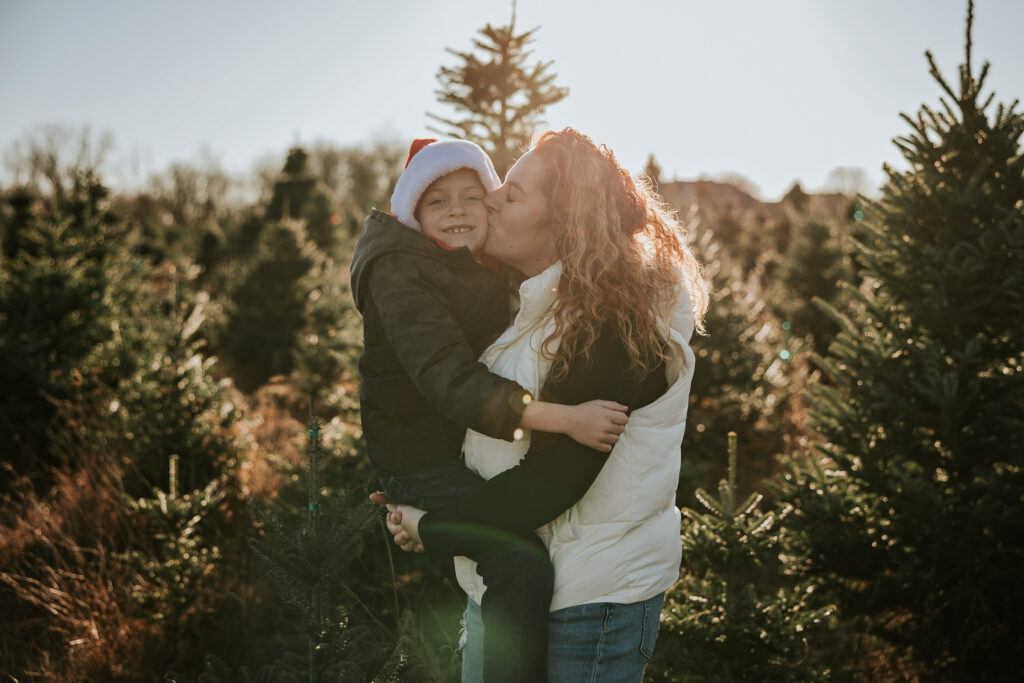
[
  {"left": 3, "top": 124, "right": 114, "bottom": 204},
  {"left": 823, "top": 166, "right": 872, "bottom": 197}
]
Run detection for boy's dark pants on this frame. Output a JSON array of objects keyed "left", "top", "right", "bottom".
[{"left": 382, "top": 461, "right": 553, "bottom": 683}]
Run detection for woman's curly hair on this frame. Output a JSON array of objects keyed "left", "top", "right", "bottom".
[{"left": 532, "top": 128, "right": 709, "bottom": 382}]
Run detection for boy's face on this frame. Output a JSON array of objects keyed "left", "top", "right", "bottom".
[{"left": 415, "top": 168, "right": 488, "bottom": 257}]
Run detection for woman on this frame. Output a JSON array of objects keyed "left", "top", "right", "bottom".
[{"left": 386, "top": 128, "right": 708, "bottom": 681}]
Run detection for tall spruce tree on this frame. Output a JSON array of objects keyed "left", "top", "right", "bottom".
[
  {"left": 772, "top": 3, "right": 1024, "bottom": 677},
  {"left": 427, "top": 5, "right": 568, "bottom": 173}
]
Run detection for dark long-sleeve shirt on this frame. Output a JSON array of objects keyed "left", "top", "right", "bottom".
[{"left": 419, "top": 325, "right": 668, "bottom": 555}]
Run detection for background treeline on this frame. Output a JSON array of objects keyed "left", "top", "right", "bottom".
[{"left": 2, "top": 3, "right": 1021, "bottom": 681}]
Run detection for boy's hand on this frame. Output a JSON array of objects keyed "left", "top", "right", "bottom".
[
  {"left": 370, "top": 492, "right": 426, "bottom": 552},
  {"left": 565, "top": 399, "right": 628, "bottom": 452},
  {"left": 385, "top": 504, "right": 426, "bottom": 553}
]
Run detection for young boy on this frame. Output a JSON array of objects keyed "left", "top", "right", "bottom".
[{"left": 349, "top": 139, "right": 626, "bottom": 682}]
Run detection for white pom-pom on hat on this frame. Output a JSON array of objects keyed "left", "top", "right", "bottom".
[{"left": 390, "top": 138, "right": 501, "bottom": 232}]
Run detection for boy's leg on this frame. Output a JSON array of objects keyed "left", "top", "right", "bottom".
[
  {"left": 382, "top": 463, "right": 553, "bottom": 682},
  {"left": 473, "top": 530, "right": 553, "bottom": 683},
  {"left": 380, "top": 460, "right": 485, "bottom": 512}
]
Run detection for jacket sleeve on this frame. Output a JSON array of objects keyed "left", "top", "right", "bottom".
[
  {"left": 365, "top": 253, "right": 528, "bottom": 440},
  {"left": 418, "top": 326, "right": 668, "bottom": 554}
]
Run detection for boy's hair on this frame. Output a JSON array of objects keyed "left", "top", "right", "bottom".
[{"left": 390, "top": 138, "right": 501, "bottom": 232}]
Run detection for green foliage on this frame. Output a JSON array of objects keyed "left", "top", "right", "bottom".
[
  {"left": 106, "top": 281, "right": 238, "bottom": 491},
  {"left": 266, "top": 147, "right": 341, "bottom": 251},
  {"left": 0, "top": 173, "right": 238, "bottom": 495},
  {"left": 772, "top": 5, "right": 1024, "bottom": 677},
  {"left": 428, "top": 14, "right": 568, "bottom": 173},
  {"left": 769, "top": 210, "right": 861, "bottom": 354},
  {"left": 291, "top": 242, "right": 364, "bottom": 409},
  {"left": 222, "top": 220, "right": 317, "bottom": 392},
  {"left": 683, "top": 232, "right": 789, "bottom": 504},
  {"left": 0, "top": 176, "right": 117, "bottom": 469},
  {"left": 305, "top": 139, "right": 405, "bottom": 238},
  {"left": 653, "top": 434, "right": 833, "bottom": 682},
  {"left": 171, "top": 407, "right": 405, "bottom": 682},
  {"left": 0, "top": 179, "right": 245, "bottom": 681},
  {"left": 117, "top": 457, "right": 227, "bottom": 628}
]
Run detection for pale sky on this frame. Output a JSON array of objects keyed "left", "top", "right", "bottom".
[{"left": 1, "top": 0, "right": 1021, "bottom": 200}]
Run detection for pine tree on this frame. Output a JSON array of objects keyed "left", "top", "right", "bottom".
[
  {"left": 681, "top": 231, "right": 790, "bottom": 506},
  {"left": 116, "top": 455, "right": 228, "bottom": 659},
  {"left": 0, "top": 179, "right": 115, "bottom": 473},
  {"left": 427, "top": 5, "right": 568, "bottom": 173},
  {"left": 772, "top": 2, "right": 1024, "bottom": 677},
  {"left": 653, "top": 434, "right": 833, "bottom": 682},
  {"left": 169, "top": 401, "right": 405, "bottom": 682},
  {"left": 291, "top": 244, "right": 364, "bottom": 411},
  {"left": 770, "top": 211, "right": 859, "bottom": 354},
  {"left": 266, "top": 147, "right": 340, "bottom": 251},
  {"left": 222, "top": 219, "right": 316, "bottom": 392}
]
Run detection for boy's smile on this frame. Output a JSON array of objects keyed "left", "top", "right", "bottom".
[{"left": 416, "top": 168, "right": 489, "bottom": 258}]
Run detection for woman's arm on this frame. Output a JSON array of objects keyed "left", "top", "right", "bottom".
[
  {"left": 369, "top": 254, "right": 630, "bottom": 448},
  {"left": 415, "top": 326, "right": 668, "bottom": 556}
]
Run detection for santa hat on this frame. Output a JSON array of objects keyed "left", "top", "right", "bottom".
[{"left": 390, "top": 138, "right": 501, "bottom": 232}]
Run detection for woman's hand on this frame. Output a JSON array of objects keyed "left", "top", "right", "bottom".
[
  {"left": 370, "top": 492, "right": 426, "bottom": 553},
  {"left": 563, "top": 399, "right": 628, "bottom": 452}
]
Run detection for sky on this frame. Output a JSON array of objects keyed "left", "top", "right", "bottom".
[{"left": 1, "top": 0, "right": 1022, "bottom": 200}]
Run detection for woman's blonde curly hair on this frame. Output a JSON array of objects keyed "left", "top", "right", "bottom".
[{"left": 532, "top": 128, "right": 709, "bottom": 382}]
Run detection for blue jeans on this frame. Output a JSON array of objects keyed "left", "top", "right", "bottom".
[
  {"left": 383, "top": 462, "right": 553, "bottom": 682},
  {"left": 462, "top": 592, "right": 665, "bottom": 683}
]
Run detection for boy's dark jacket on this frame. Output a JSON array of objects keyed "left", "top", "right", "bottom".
[{"left": 350, "top": 210, "right": 528, "bottom": 477}]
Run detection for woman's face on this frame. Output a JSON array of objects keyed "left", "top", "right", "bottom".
[{"left": 482, "top": 150, "right": 557, "bottom": 276}]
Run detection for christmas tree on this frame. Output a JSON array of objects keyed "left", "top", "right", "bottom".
[
  {"left": 266, "top": 147, "right": 340, "bottom": 251},
  {"left": 169, "top": 401, "right": 404, "bottom": 682},
  {"left": 427, "top": 4, "right": 568, "bottom": 173},
  {"left": 681, "top": 231, "right": 790, "bottom": 505},
  {"left": 654, "top": 434, "right": 833, "bottom": 682},
  {"left": 773, "top": 2, "right": 1024, "bottom": 677}
]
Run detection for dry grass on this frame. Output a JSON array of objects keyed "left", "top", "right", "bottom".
[
  {"left": 235, "top": 376, "right": 308, "bottom": 499},
  {"left": 0, "top": 451, "right": 156, "bottom": 682}
]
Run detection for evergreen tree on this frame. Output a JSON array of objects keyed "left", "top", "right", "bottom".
[
  {"left": 117, "top": 455, "right": 228, "bottom": 660},
  {"left": 772, "top": 3, "right": 1024, "bottom": 677},
  {"left": 427, "top": 7, "right": 568, "bottom": 173},
  {"left": 652, "top": 434, "right": 833, "bottom": 682},
  {"left": 291, "top": 244, "right": 364, "bottom": 411},
  {"left": 0, "top": 179, "right": 115, "bottom": 474},
  {"left": 682, "top": 232, "right": 790, "bottom": 505},
  {"left": 266, "top": 147, "right": 340, "bottom": 251},
  {"left": 169, "top": 402, "right": 404, "bottom": 682},
  {"left": 0, "top": 172, "right": 236, "bottom": 492},
  {"left": 770, "top": 211, "right": 859, "bottom": 354},
  {"left": 0, "top": 169, "right": 245, "bottom": 679},
  {"left": 222, "top": 219, "right": 316, "bottom": 392}
]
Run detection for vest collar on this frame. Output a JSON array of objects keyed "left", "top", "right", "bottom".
[{"left": 515, "top": 262, "right": 562, "bottom": 327}]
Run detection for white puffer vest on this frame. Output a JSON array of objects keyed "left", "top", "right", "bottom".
[{"left": 454, "top": 262, "right": 696, "bottom": 611}]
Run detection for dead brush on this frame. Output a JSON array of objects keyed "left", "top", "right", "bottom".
[{"left": 0, "top": 451, "right": 155, "bottom": 681}]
